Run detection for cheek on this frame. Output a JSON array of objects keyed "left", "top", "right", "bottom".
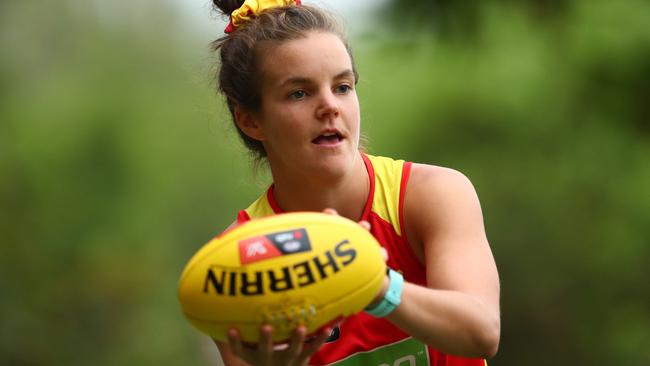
[
  {"left": 346, "top": 99, "right": 361, "bottom": 127},
  {"left": 264, "top": 108, "right": 309, "bottom": 141},
  {"left": 288, "top": 102, "right": 320, "bottom": 130},
  {"left": 261, "top": 104, "right": 296, "bottom": 127},
  {"left": 285, "top": 107, "right": 307, "bottom": 125}
]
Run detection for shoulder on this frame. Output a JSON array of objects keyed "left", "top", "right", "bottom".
[
  {"left": 403, "top": 163, "right": 484, "bottom": 251},
  {"left": 407, "top": 163, "right": 478, "bottom": 204}
]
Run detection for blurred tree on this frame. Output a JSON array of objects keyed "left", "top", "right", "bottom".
[
  {"left": 361, "top": 0, "right": 650, "bottom": 365},
  {"left": 382, "top": 0, "right": 571, "bottom": 37},
  {"left": 0, "top": 1, "right": 247, "bottom": 365},
  {"left": 1, "top": 0, "right": 649, "bottom": 365}
]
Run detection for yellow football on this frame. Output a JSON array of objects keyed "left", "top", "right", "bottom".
[{"left": 177, "top": 212, "right": 386, "bottom": 343}]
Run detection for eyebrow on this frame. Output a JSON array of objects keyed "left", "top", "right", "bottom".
[{"left": 279, "top": 69, "right": 356, "bottom": 87}]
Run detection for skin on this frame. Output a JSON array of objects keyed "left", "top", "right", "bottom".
[
  {"left": 235, "top": 32, "right": 368, "bottom": 221},
  {"left": 216, "top": 30, "right": 500, "bottom": 366}
]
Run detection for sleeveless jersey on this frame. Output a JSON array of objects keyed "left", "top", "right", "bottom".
[{"left": 236, "top": 154, "right": 486, "bottom": 366}]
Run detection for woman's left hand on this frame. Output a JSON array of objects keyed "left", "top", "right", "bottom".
[{"left": 224, "top": 324, "right": 331, "bottom": 366}]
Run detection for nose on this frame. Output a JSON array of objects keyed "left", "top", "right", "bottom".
[{"left": 315, "top": 89, "right": 340, "bottom": 120}]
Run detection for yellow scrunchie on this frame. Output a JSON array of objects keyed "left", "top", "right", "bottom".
[{"left": 225, "top": 0, "right": 302, "bottom": 33}]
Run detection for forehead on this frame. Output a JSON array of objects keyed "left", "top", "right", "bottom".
[{"left": 258, "top": 32, "right": 353, "bottom": 86}]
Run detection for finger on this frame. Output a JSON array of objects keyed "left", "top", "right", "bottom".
[
  {"left": 259, "top": 324, "right": 274, "bottom": 358},
  {"left": 380, "top": 247, "right": 388, "bottom": 261},
  {"left": 358, "top": 220, "right": 371, "bottom": 231},
  {"left": 227, "top": 328, "right": 245, "bottom": 358},
  {"left": 322, "top": 208, "right": 338, "bottom": 215},
  {"left": 299, "top": 327, "right": 331, "bottom": 361},
  {"left": 287, "top": 325, "right": 307, "bottom": 358}
]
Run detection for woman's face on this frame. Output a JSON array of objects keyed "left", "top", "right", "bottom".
[{"left": 247, "top": 31, "right": 361, "bottom": 181}]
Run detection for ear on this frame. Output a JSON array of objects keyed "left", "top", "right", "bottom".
[{"left": 234, "top": 106, "right": 265, "bottom": 141}]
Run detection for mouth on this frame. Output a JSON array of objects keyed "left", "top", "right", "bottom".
[{"left": 312, "top": 131, "right": 344, "bottom": 146}]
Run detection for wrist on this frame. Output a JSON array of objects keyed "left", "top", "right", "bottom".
[
  {"left": 367, "top": 274, "right": 390, "bottom": 308},
  {"left": 365, "top": 268, "right": 404, "bottom": 318}
]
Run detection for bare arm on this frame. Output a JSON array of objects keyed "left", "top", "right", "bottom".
[{"left": 384, "top": 164, "right": 500, "bottom": 358}]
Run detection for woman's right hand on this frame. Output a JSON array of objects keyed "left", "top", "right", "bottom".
[{"left": 223, "top": 324, "right": 331, "bottom": 366}]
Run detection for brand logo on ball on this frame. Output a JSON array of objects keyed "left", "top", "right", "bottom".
[
  {"left": 239, "top": 228, "right": 311, "bottom": 265},
  {"left": 204, "top": 240, "right": 357, "bottom": 296}
]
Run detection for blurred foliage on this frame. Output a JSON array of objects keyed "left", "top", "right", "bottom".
[
  {"left": 1, "top": 0, "right": 649, "bottom": 365},
  {"left": 368, "top": 0, "right": 650, "bottom": 365}
]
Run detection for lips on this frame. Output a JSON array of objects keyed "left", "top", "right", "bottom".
[{"left": 312, "top": 131, "right": 343, "bottom": 145}]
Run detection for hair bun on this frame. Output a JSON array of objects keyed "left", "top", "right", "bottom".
[{"left": 212, "top": 0, "right": 245, "bottom": 16}]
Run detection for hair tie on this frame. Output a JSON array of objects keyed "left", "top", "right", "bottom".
[{"left": 224, "top": 0, "right": 302, "bottom": 33}]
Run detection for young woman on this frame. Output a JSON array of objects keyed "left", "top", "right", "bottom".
[{"left": 209, "top": 1, "right": 500, "bottom": 365}]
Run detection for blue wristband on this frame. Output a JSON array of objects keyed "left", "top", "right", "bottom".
[{"left": 365, "top": 269, "right": 404, "bottom": 318}]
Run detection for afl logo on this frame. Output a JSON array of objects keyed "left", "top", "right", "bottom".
[
  {"left": 281, "top": 240, "right": 302, "bottom": 252},
  {"left": 239, "top": 228, "right": 311, "bottom": 264}
]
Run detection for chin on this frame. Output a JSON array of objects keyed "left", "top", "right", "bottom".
[{"left": 308, "top": 152, "right": 357, "bottom": 179}]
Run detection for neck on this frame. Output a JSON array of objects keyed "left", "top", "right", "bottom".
[{"left": 270, "top": 153, "right": 369, "bottom": 221}]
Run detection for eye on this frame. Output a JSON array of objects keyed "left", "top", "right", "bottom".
[
  {"left": 335, "top": 84, "right": 353, "bottom": 94},
  {"left": 289, "top": 90, "right": 307, "bottom": 100}
]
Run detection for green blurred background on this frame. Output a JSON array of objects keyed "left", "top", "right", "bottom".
[{"left": 2, "top": 0, "right": 649, "bottom": 365}]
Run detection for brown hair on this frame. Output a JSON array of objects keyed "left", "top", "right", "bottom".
[{"left": 211, "top": 1, "right": 359, "bottom": 161}]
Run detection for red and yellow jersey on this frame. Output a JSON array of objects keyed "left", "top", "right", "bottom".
[{"left": 237, "top": 154, "right": 486, "bottom": 366}]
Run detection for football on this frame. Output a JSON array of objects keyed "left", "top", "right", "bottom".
[{"left": 177, "top": 212, "right": 386, "bottom": 343}]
